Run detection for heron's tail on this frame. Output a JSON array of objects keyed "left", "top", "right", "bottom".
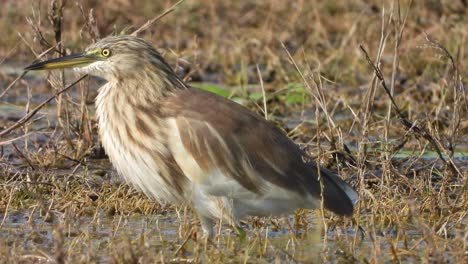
[{"left": 318, "top": 167, "right": 359, "bottom": 216}]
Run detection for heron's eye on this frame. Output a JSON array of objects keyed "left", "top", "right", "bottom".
[{"left": 101, "top": 48, "right": 111, "bottom": 57}]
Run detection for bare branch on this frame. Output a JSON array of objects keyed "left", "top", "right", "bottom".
[
  {"left": 0, "top": 75, "right": 88, "bottom": 138},
  {"left": 359, "top": 44, "right": 461, "bottom": 177}
]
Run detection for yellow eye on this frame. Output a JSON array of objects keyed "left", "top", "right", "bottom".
[{"left": 101, "top": 48, "right": 111, "bottom": 57}]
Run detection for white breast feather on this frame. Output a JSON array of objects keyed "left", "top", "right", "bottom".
[{"left": 96, "top": 82, "right": 178, "bottom": 202}]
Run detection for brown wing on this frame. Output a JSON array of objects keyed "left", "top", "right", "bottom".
[{"left": 161, "top": 88, "right": 357, "bottom": 216}]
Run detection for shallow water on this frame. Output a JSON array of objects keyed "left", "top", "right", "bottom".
[{"left": 4, "top": 205, "right": 453, "bottom": 263}]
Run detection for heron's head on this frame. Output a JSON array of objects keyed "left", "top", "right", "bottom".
[{"left": 25, "top": 36, "right": 175, "bottom": 81}]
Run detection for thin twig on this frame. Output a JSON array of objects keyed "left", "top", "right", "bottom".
[
  {"left": 12, "top": 143, "right": 36, "bottom": 170},
  {"left": 359, "top": 44, "right": 461, "bottom": 177},
  {"left": 256, "top": 64, "right": 268, "bottom": 120},
  {"left": 0, "top": 41, "right": 61, "bottom": 99},
  {"left": 0, "top": 132, "right": 36, "bottom": 146},
  {"left": 0, "top": 75, "right": 88, "bottom": 138},
  {"left": 0, "top": 188, "right": 15, "bottom": 229},
  {"left": 131, "top": 0, "right": 185, "bottom": 36}
]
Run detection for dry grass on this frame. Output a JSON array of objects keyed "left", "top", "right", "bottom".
[{"left": 0, "top": 0, "right": 467, "bottom": 263}]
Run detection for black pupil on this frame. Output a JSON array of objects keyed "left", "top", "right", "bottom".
[{"left": 103, "top": 50, "right": 109, "bottom": 55}]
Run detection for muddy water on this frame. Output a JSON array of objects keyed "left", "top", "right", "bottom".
[
  {"left": 1, "top": 208, "right": 366, "bottom": 262},
  {"left": 1, "top": 210, "right": 180, "bottom": 261}
]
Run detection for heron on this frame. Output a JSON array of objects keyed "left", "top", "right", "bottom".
[{"left": 25, "top": 35, "right": 358, "bottom": 237}]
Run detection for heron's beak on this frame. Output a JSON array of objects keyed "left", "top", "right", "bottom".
[{"left": 24, "top": 53, "right": 102, "bottom": 71}]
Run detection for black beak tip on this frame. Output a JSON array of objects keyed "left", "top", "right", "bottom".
[{"left": 24, "top": 63, "right": 43, "bottom": 71}]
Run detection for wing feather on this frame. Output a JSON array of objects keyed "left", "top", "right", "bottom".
[{"left": 162, "top": 88, "right": 357, "bottom": 216}]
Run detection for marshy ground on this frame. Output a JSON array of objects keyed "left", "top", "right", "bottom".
[{"left": 0, "top": 0, "right": 467, "bottom": 263}]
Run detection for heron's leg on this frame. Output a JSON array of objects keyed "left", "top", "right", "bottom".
[
  {"left": 198, "top": 214, "right": 214, "bottom": 238},
  {"left": 230, "top": 199, "right": 246, "bottom": 241}
]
